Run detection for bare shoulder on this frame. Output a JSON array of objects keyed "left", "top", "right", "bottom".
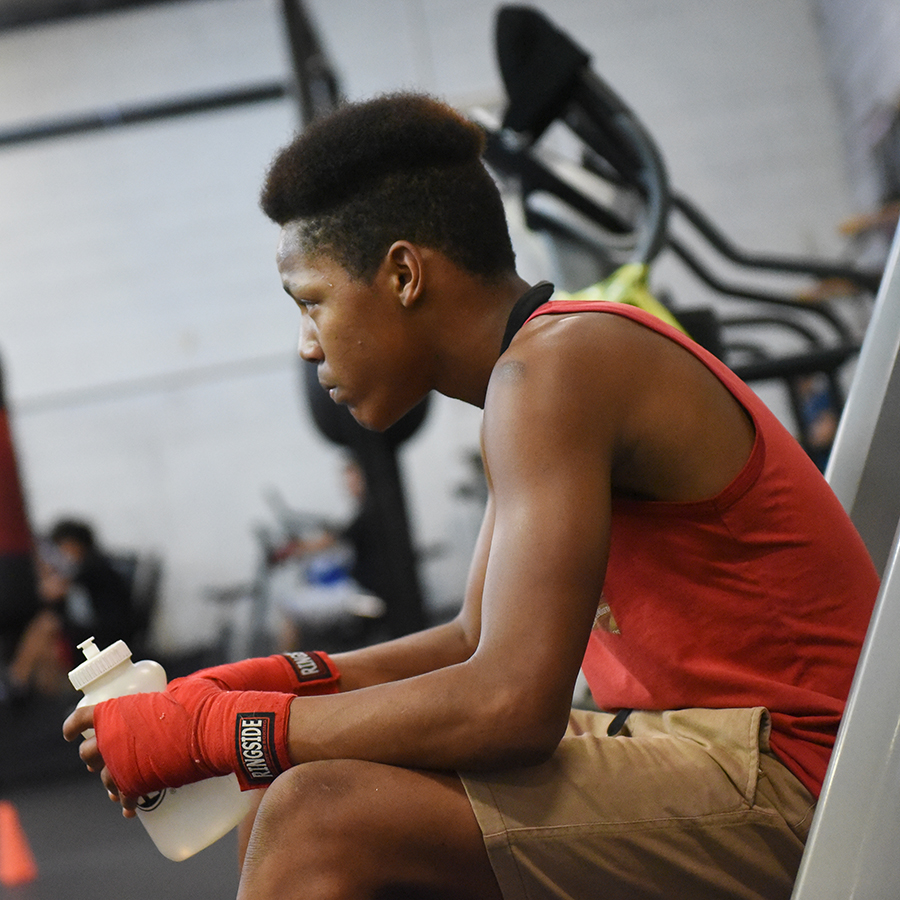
[
  {"left": 484, "top": 311, "right": 668, "bottom": 446},
  {"left": 481, "top": 312, "right": 649, "bottom": 499},
  {"left": 484, "top": 310, "right": 756, "bottom": 502},
  {"left": 490, "top": 310, "right": 667, "bottom": 394}
]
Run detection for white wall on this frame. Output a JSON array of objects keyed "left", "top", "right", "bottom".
[
  {"left": 813, "top": 0, "right": 900, "bottom": 209},
  {"left": 0, "top": 0, "right": 860, "bottom": 651}
]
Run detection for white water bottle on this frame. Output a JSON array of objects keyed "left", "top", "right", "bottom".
[{"left": 69, "top": 637, "right": 254, "bottom": 861}]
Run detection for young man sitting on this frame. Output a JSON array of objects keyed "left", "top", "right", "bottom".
[{"left": 66, "top": 93, "right": 879, "bottom": 900}]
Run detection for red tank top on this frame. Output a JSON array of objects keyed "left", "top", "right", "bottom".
[{"left": 525, "top": 299, "right": 880, "bottom": 796}]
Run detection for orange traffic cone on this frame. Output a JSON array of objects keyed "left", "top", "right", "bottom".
[{"left": 0, "top": 800, "right": 38, "bottom": 886}]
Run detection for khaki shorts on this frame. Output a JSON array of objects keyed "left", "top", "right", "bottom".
[{"left": 460, "top": 707, "right": 816, "bottom": 900}]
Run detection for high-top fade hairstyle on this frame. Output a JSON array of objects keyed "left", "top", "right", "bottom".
[{"left": 259, "top": 93, "right": 516, "bottom": 282}]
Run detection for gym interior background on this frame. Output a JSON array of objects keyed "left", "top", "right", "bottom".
[
  {"left": 0, "top": 0, "right": 898, "bottom": 655},
  {"left": 1, "top": 2, "right": 900, "bottom": 898}
]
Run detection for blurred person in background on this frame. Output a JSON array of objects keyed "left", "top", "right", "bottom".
[
  {"left": 3, "top": 518, "right": 133, "bottom": 704},
  {"left": 272, "top": 456, "right": 387, "bottom": 650}
]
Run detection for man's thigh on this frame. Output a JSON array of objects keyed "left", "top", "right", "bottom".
[
  {"left": 239, "top": 758, "right": 503, "bottom": 900},
  {"left": 459, "top": 707, "right": 816, "bottom": 900}
]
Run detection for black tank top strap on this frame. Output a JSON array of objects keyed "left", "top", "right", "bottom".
[{"left": 500, "top": 282, "right": 555, "bottom": 354}]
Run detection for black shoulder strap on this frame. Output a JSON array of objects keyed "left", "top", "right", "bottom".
[{"left": 500, "top": 282, "right": 555, "bottom": 354}]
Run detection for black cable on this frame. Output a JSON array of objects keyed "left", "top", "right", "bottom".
[
  {"left": 671, "top": 193, "right": 882, "bottom": 294},
  {"left": 667, "top": 235, "right": 855, "bottom": 343}
]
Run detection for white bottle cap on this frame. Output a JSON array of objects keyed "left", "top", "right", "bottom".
[{"left": 68, "top": 636, "right": 132, "bottom": 691}]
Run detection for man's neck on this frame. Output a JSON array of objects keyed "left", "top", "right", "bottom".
[{"left": 430, "top": 272, "right": 532, "bottom": 408}]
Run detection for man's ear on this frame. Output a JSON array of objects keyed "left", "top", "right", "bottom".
[{"left": 386, "top": 241, "right": 425, "bottom": 308}]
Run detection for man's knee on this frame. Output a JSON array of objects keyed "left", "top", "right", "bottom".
[
  {"left": 254, "top": 758, "right": 378, "bottom": 848},
  {"left": 251, "top": 759, "right": 473, "bottom": 868},
  {"left": 241, "top": 759, "right": 395, "bottom": 900},
  {"left": 240, "top": 760, "right": 500, "bottom": 900}
]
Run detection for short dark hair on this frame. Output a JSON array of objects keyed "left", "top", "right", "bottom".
[
  {"left": 49, "top": 518, "right": 95, "bottom": 551},
  {"left": 259, "top": 93, "right": 516, "bottom": 281}
]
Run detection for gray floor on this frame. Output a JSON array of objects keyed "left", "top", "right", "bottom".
[
  {"left": 4, "top": 774, "right": 242, "bottom": 899},
  {"left": 2, "top": 695, "right": 242, "bottom": 900}
]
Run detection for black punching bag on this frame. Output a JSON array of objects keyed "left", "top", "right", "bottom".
[{"left": 302, "top": 360, "right": 429, "bottom": 637}]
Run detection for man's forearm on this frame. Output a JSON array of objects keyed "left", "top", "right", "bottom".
[
  {"left": 330, "top": 617, "right": 477, "bottom": 692},
  {"left": 284, "top": 652, "right": 560, "bottom": 774}
]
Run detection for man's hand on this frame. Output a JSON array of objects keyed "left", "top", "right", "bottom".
[
  {"left": 63, "top": 686, "right": 296, "bottom": 801},
  {"left": 62, "top": 652, "right": 338, "bottom": 813},
  {"left": 63, "top": 705, "right": 141, "bottom": 817}
]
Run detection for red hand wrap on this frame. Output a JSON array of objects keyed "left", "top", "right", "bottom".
[
  {"left": 170, "top": 650, "right": 340, "bottom": 696},
  {"left": 94, "top": 685, "right": 295, "bottom": 796}
]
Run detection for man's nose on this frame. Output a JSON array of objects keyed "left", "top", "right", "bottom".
[{"left": 298, "top": 319, "right": 322, "bottom": 362}]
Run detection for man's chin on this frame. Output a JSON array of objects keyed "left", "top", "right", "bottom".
[
  {"left": 347, "top": 399, "right": 422, "bottom": 434},
  {"left": 348, "top": 407, "right": 398, "bottom": 433},
  {"left": 348, "top": 411, "right": 380, "bottom": 432}
]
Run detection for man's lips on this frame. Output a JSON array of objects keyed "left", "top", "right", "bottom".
[{"left": 319, "top": 379, "right": 340, "bottom": 402}]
